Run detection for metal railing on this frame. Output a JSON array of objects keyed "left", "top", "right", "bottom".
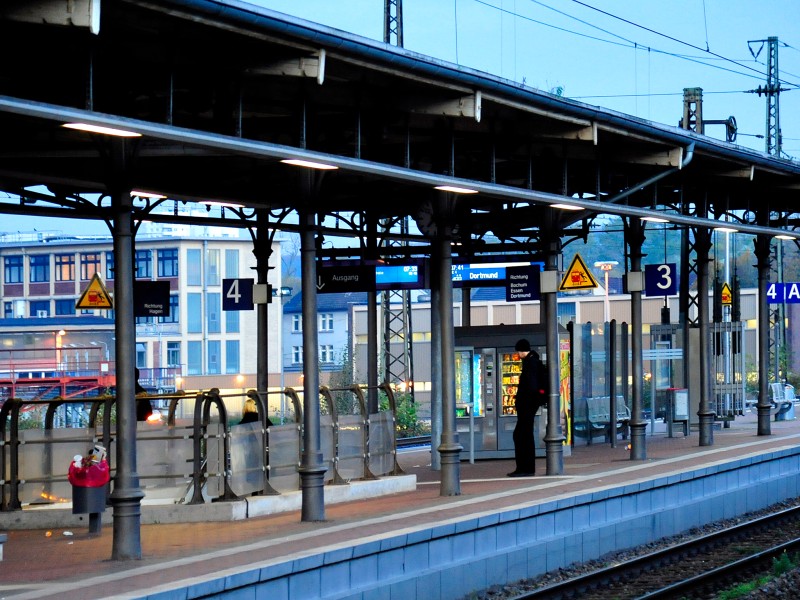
[{"left": 0, "top": 385, "right": 401, "bottom": 512}]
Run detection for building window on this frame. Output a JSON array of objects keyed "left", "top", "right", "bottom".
[
  {"left": 105, "top": 252, "right": 115, "bottom": 280},
  {"left": 29, "top": 254, "right": 50, "bottom": 283},
  {"left": 557, "top": 302, "right": 577, "bottom": 325},
  {"left": 157, "top": 248, "right": 179, "bottom": 277},
  {"left": 187, "top": 293, "right": 202, "bottom": 333},
  {"left": 207, "top": 340, "right": 221, "bottom": 374},
  {"left": 225, "top": 249, "right": 239, "bottom": 278},
  {"left": 320, "top": 345, "right": 334, "bottom": 363},
  {"left": 136, "top": 315, "right": 154, "bottom": 324},
  {"left": 292, "top": 314, "right": 302, "bottom": 332},
  {"left": 207, "top": 249, "right": 220, "bottom": 286},
  {"left": 55, "top": 299, "right": 75, "bottom": 316},
  {"left": 55, "top": 254, "right": 75, "bottom": 282},
  {"left": 3, "top": 302, "right": 12, "bottom": 318},
  {"left": 167, "top": 341, "right": 181, "bottom": 367},
  {"left": 225, "top": 309, "right": 239, "bottom": 333},
  {"left": 136, "top": 343, "right": 147, "bottom": 368},
  {"left": 135, "top": 249, "right": 152, "bottom": 279},
  {"left": 80, "top": 253, "right": 101, "bottom": 280},
  {"left": 30, "top": 300, "right": 49, "bottom": 317},
  {"left": 160, "top": 294, "right": 179, "bottom": 324},
  {"left": 292, "top": 346, "right": 302, "bottom": 364},
  {"left": 225, "top": 340, "right": 240, "bottom": 374},
  {"left": 207, "top": 293, "right": 221, "bottom": 333},
  {"left": 319, "top": 313, "right": 334, "bottom": 332},
  {"left": 187, "top": 249, "right": 201, "bottom": 285},
  {"left": 4, "top": 255, "right": 23, "bottom": 284},
  {"left": 187, "top": 341, "right": 202, "bottom": 375}
]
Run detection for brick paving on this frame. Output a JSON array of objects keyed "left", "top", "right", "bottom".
[{"left": 1, "top": 412, "right": 799, "bottom": 599}]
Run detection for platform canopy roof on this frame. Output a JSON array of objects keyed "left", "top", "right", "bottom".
[{"left": 1, "top": 0, "right": 799, "bottom": 259}]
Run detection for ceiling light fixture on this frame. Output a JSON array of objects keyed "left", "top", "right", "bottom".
[
  {"left": 640, "top": 216, "right": 669, "bottom": 223},
  {"left": 775, "top": 234, "right": 795, "bottom": 240},
  {"left": 62, "top": 123, "right": 142, "bottom": 137},
  {"left": 434, "top": 185, "right": 478, "bottom": 194},
  {"left": 713, "top": 226, "right": 739, "bottom": 233},
  {"left": 280, "top": 159, "right": 338, "bottom": 170},
  {"left": 551, "top": 203, "right": 583, "bottom": 211}
]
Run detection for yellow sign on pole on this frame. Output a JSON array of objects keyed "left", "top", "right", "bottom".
[
  {"left": 76, "top": 274, "right": 113, "bottom": 309},
  {"left": 721, "top": 282, "right": 732, "bottom": 305},
  {"left": 559, "top": 254, "right": 600, "bottom": 291}
]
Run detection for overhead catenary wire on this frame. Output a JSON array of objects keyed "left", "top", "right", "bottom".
[{"left": 471, "top": 0, "right": 800, "bottom": 89}]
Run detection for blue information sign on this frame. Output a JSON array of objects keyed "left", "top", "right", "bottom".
[
  {"left": 375, "top": 264, "right": 421, "bottom": 290},
  {"left": 223, "top": 278, "right": 254, "bottom": 311},
  {"left": 451, "top": 261, "right": 544, "bottom": 288},
  {"left": 644, "top": 263, "right": 678, "bottom": 296},
  {"left": 767, "top": 282, "right": 800, "bottom": 304}
]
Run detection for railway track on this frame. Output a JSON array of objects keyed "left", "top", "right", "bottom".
[
  {"left": 510, "top": 505, "right": 800, "bottom": 600},
  {"left": 397, "top": 435, "right": 431, "bottom": 448}
]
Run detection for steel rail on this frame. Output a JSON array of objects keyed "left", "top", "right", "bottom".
[{"left": 511, "top": 504, "right": 800, "bottom": 600}]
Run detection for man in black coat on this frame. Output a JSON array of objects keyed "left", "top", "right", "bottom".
[{"left": 508, "top": 338, "right": 547, "bottom": 477}]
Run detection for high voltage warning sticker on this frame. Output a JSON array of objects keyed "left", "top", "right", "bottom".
[
  {"left": 559, "top": 254, "right": 599, "bottom": 291},
  {"left": 76, "top": 274, "right": 113, "bottom": 309}
]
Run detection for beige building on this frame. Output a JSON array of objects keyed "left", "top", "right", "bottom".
[{"left": 0, "top": 229, "right": 282, "bottom": 394}]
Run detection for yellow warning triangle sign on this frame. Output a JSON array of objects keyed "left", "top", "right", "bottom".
[
  {"left": 721, "top": 282, "right": 732, "bottom": 305},
  {"left": 76, "top": 274, "right": 113, "bottom": 309},
  {"left": 559, "top": 253, "right": 600, "bottom": 291}
]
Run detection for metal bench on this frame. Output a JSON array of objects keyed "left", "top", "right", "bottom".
[
  {"left": 771, "top": 383, "right": 796, "bottom": 421},
  {"left": 574, "top": 396, "right": 630, "bottom": 444}
]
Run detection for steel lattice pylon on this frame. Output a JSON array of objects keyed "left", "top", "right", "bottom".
[
  {"left": 380, "top": 215, "right": 415, "bottom": 402},
  {"left": 383, "top": 0, "right": 403, "bottom": 47}
]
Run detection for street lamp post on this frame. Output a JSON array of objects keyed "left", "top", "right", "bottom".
[
  {"left": 54, "top": 329, "right": 66, "bottom": 373},
  {"left": 593, "top": 261, "right": 619, "bottom": 322}
]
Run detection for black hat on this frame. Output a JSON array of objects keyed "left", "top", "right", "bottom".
[{"left": 515, "top": 339, "right": 531, "bottom": 352}]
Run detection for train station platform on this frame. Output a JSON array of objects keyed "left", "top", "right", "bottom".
[{"left": 2, "top": 411, "right": 800, "bottom": 600}]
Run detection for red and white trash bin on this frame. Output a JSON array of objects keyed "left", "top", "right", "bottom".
[{"left": 68, "top": 445, "right": 109, "bottom": 535}]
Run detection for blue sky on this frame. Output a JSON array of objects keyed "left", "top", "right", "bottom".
[
  {"left": 4, "top": 0, "right": 799, "bottom": 235},
  {"left": 249, "top": 0, "right": 799, "bottom": 155}
]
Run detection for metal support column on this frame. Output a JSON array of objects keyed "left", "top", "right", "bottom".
[
  {"left": 627, "top": 218, "right": 647, "bottom": 460},
  {"left": 367, "top": 221, "right": 379, "bottom": 413},
  {"left": 754, "top": 234, "right": 773, "bottom": 436},
  {"left": 109, "top": 140, "right": 144, "bottom": 560},
  {"left": 435, "top": 199, "right": 461, "bottom": 496},
  {"left": 430, "top": 241, "right": 442, "bottom": 471},
  {"left": 299, "top": 197, "right": 325, "bottom": 521},
  {"left": 543, "top": 223, "right": 565, "bottom": 475},
  {"left": 696, "top": 228, "right": 715, "bottom": 446},
  {"left": 254, "top": 210, "right": 271, "bottom": 394}
]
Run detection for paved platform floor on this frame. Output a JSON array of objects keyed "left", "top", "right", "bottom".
[{"left": 1, "top": 412, "right": 799, "bottom": 599}]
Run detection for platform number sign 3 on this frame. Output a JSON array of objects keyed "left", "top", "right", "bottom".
[
  {"left": 644, "top": 263, "right": 678, "bottom": 297},
  {"left": 222, "top": 278, "right": 255, "bottom": 311}
]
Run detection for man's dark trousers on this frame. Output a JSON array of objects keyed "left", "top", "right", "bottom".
[{"left": 512, "top": 410, "right": 536, "bottom": 474}]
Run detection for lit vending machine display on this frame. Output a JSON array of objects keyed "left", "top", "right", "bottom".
[
  {"left": 501, "top": 352, "right": 522, "bottom": 415},
  {"left": 455, "top": 350, "right": 484, "bottom": 418}
]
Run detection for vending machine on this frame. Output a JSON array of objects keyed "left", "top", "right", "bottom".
[{"left": 454, "top": 324, "right": 570, "bottom": 460}]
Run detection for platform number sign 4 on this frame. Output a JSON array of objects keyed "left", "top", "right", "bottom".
[
  {"left": 222, "top": 278, "right": 254, "bottom": 311},
  {"left": 644, "top": 263, "right": 678, "bottom": 297},
  {"left": 768, "top": 283, "right": 800, "bottom": 304}
]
